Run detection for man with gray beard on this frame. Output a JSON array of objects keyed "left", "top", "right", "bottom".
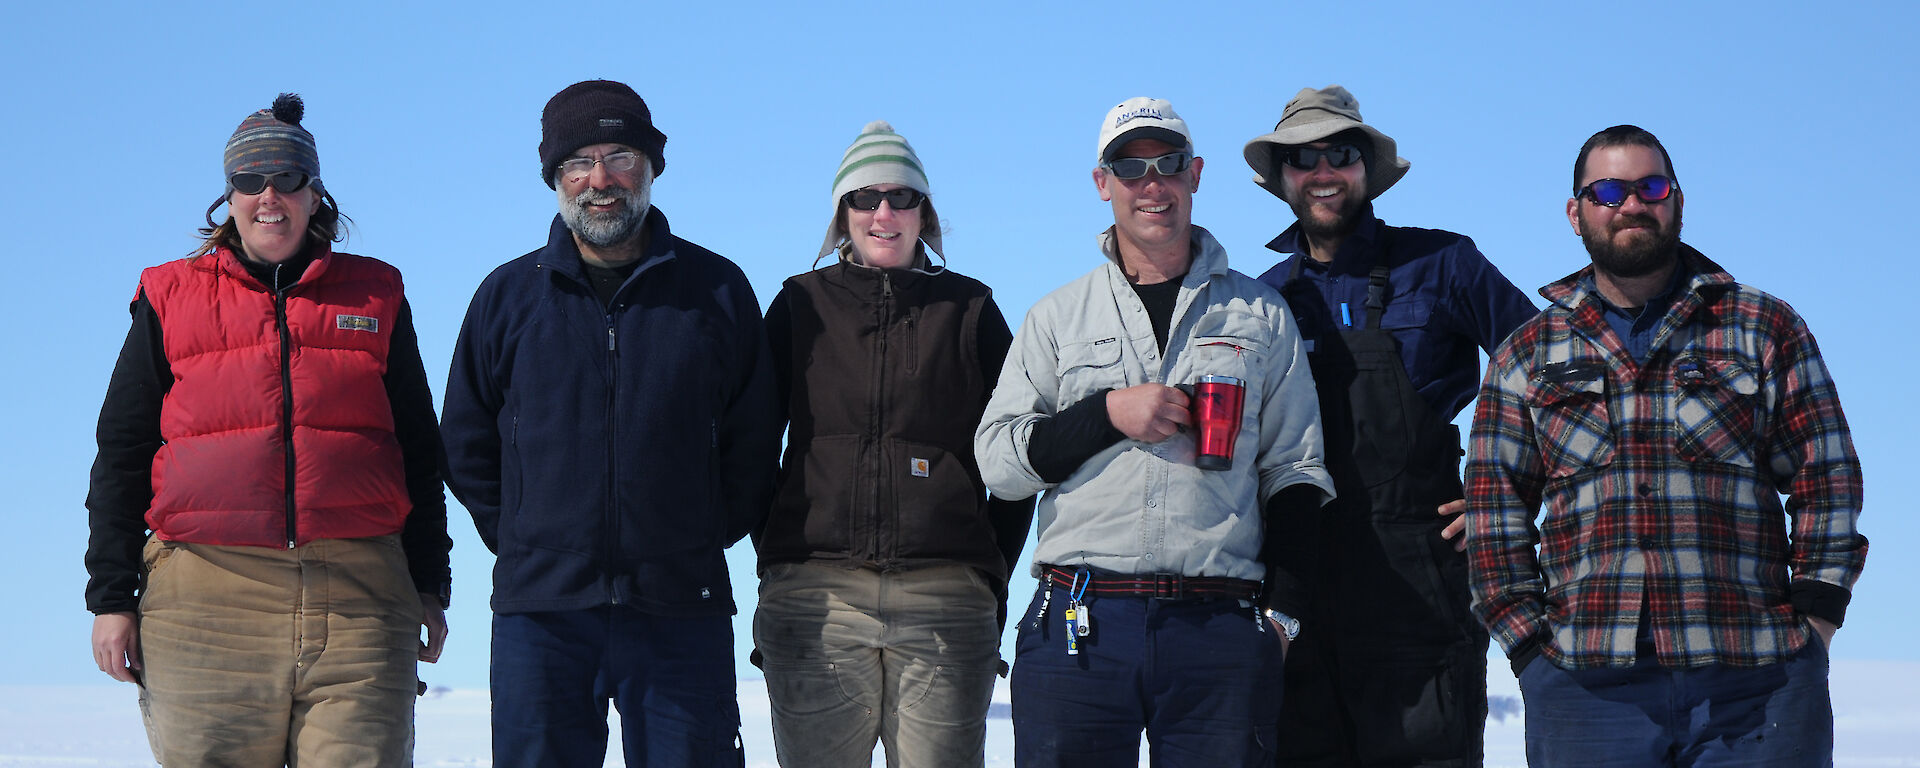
[{"left": 442, "top": 79, "right": 780, "bottom": 767}]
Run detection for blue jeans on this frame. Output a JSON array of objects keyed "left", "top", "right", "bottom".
[
  {"left": 1519, "top": 634, "right": 1832, "bottom": 767},
  {"left": 491, "top": 607, "right": 744, "bottom": 767},
  {"left": 1010, "top": 582, "right": 1286, "bottom": 767}
]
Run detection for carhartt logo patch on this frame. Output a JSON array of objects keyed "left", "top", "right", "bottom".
[
  {"left": 336, "top": 315, "right": 379, "bottom": 333},
  {"left": 910, "top": 458, "right": 931, "bottom": 477},
  {"left": 599, "top": 118, "right": 625, "bottom": 128}
]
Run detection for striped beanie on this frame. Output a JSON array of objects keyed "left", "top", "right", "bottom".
[
  {"left": 819, "top": 120, "right": 942, "bottom": 259},
  {"left": 222, "top": 93, "right": 320, "bottom": 186}
]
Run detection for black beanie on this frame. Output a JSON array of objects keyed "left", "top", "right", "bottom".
[{"left": 539, "top": 80, "right": 667, "bottom": 188}]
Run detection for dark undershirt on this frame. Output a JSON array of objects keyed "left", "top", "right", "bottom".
[
  {"left": 1130, "top": 276, "right": 1183, "bottom": 353},
  {"left": 582, "top": 258, "right": 642, "bottom": 308}
]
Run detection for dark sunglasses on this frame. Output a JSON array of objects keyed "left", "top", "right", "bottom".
[
  {"left": 1102, "top": 151, "right": 1192, "bottom": 180},
  {"left": 1577, "top": 175, "right": 1677, "bottom": 207},
  {"left": 1279, "top": 143, "right": 1363, "bottom": 171},
  {"left": 843, "top": 187, "right": 926, "bottom": 211},
  {"left": 230, "top": 171, "right": 312, "bottom": 196}
]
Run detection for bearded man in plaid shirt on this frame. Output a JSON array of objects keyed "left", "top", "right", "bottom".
[{"left": 1465, "top": 124, "right": 1866, "bottom": 767}]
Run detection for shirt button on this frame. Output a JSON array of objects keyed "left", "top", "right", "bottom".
[
  {"left": 1144, "top": 553, "right": 1154, "bottom": 560},
  {"left": 1638, "top": 536, "right": 1657, "bottom": 549},
  {"left": 1637, "top": 482, "right": 1656, "bottom": 496},
  {"left": 1147, "top": 500, "right": 1157, "bottom": 508}
]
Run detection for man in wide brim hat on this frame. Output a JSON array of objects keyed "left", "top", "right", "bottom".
[
  {"left": 1240, "top": 84, "right": 1539, "bottom": 768},
  {"left": 1243, "top": 84, "right": 1408, "bottom": 203}
]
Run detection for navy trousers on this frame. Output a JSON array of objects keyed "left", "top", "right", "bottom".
[
  {"left": 490, "top": 606, "right": 744, "bottom": 767},
  {"left": 1010, "top": 582, "right": 1286, "bottom": 767},
  {"left": 1520, "top": 634, "right": 1833, "bottom": 767}
]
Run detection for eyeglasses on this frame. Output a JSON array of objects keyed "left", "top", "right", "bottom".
[
  {"left": 1102, "top": 151, "right": 1192, "bottom": 180},
  {"left": 229, "top": 171, "right": 312, "bottom": 196},
  {"left": 1576, "top": 175, "right": 1677, "bottom": 207},
  {"left": 1279, "top": 143, "right": 1363, "bottom": 171},
  {"left": 558, "top": 151, "right": 643, "bottom": 181},
  {"left": 843, "top": 187, "right": 927, "bottom": 211}
]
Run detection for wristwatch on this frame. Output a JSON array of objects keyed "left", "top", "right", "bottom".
[{"left": 1264, "top": 609, "right": 1302, "bottom": 641}]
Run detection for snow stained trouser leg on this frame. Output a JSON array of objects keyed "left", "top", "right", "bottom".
[
  {"left": 138, "top": 535, "right": 419, "bottom": 767},
  {"left": 755, "top": 562, "right": 999, "bottom": 768}
]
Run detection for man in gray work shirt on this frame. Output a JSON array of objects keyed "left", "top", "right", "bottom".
[{"left": 975, "top": 96, "right": 1334, "bottom": 767}]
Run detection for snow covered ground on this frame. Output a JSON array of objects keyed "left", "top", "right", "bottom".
[{"left": 2, "top": 660, "right": 1915, "bottom": 766}]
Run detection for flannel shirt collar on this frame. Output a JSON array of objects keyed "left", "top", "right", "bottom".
[{"left": 1539, "top": 242, "right": 1737, "bottom": 315}]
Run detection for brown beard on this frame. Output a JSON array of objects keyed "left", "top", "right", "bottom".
[
  {"left": 1289, "top": 182, "right": 1364, "bottom": 240},
  {"left": 1582, "top": 206, "right": 1682, "bottom": 278}
]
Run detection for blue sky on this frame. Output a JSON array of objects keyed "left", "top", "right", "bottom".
[{"left": 3, "top": 2, "right": 1915, "bottom": 689}]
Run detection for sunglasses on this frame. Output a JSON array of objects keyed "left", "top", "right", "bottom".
[
  {"left": 843, "top": 187, "right": 927, "bottom": 211},
  {"left": 1102, "top": 151, "right": 1192, "bottom": 180},
  {"left": 1279, "top": 143, "right": 1363, "bottom": 171},
  {"left": 229, "top": 171, "right": 312, "bottom": 196},
  {"left": 1576, "top": 175, "right": 1677, "bottom": 207}
]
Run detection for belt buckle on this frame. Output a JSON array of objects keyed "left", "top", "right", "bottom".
[{"left": 1152, "top": 573, "right": 1185, "bottom": 600}]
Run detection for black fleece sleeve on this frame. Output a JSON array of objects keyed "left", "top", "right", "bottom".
[
  {"left": 1259, "top": 483, "right": 1326, "bottom": 622},
  {"left": 84, "top": 293, "right": 168, "bottom": 615},
  {"left": 387, "top": 301, "right": 454, "bottom": 608},
  {"left": 1026, "top": 391, "right": 1126, "bottom": 484},
  {"left": 751, "top": 288, "right": 794, "bottom": 551}
]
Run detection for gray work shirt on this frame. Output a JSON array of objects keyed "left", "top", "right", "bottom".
[{"left": 975, "top": 226, "right": 1335, "bottom": 581}]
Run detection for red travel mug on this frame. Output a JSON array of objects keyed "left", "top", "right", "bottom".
[{"left": 1192, "top": 375, "right": 1246, "bottom": 471}]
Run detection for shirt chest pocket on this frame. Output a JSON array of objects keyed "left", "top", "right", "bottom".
[
  {"left": 1673, "top": 355, "right": 1761, "bottom": 468},
  {"left": 1188, "top": 310, "right": 1270, "bottom": 384},
  {"left": 1056, "top": 337, "right": 1126, "bottom": 404},
  {"left": 1525, "top": 368, "right": 1614, "bottom": 478},
  {"left": 1377, "top": 296, "right": 1433, "bottom": 331}
]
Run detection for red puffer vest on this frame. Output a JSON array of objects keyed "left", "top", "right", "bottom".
[{"left": 140, "top": 246, "right": 410, "bottom": 547}]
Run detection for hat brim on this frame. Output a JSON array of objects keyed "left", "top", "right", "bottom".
[
  {"left": 1102, "top": 126, "right": 1191, "bottom": 163},
  {"left": 1243, "top": 119, "right": 1408, "bottom": 202}
]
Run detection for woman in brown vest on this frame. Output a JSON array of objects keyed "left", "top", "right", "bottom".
[{"left": 752, "top": 120, "right": 1034, "bottom": 767}]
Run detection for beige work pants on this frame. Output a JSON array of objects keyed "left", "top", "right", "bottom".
[{"left": 137, "top": 534, "right": 421, "bottom": 767}]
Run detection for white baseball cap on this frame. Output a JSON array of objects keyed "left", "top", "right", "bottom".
[{"left": 1096, "top": 97, "right": 1193, "bottom": 165}]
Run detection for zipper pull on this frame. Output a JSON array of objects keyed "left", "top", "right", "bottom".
[{"left": 607, "top": 326, "right": 616, "bottom": 351}]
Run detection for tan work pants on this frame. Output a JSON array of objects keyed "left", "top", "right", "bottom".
[{"left": 137, "top": 535, "right": 422, "bottom": 767}]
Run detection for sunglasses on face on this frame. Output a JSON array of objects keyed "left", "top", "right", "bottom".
[
  {"left": 229, "top": 171, "right": 312, "bottom": 196},
  {"left": 1279, "top": 143, "right": 1363, "bottom": 171},
  {"left": 558, "top": 151, "right": 643, "bottom": 181},
  {"left": 1577, "top": 175, "right": 1677, "bottom": 207},
  {"left": 1102, "top": 151, "right": 1192, "bottom": 180},
  {"left": 843, "top": 187, "right": 927, "bottom": 211}
]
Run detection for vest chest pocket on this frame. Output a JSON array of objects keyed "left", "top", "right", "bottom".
[
  {"left": 1525, "top": 367, "right": 1614, "bottom": 478},
  {"left": 1673, "top": 355, "right": 1761, "bottom": 468}
]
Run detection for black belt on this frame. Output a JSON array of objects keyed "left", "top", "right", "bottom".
[{"left": 1042, "top": 565, "right": 1261, "bottom": 601}]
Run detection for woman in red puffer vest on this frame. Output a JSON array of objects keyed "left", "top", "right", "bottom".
[{"left": 83, "top": 93, "right": 451, "bottom": 767}]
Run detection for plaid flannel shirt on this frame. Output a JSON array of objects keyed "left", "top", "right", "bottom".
[{"left": 1466, "top": 245, "right": 1865, "bottom": 669}]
